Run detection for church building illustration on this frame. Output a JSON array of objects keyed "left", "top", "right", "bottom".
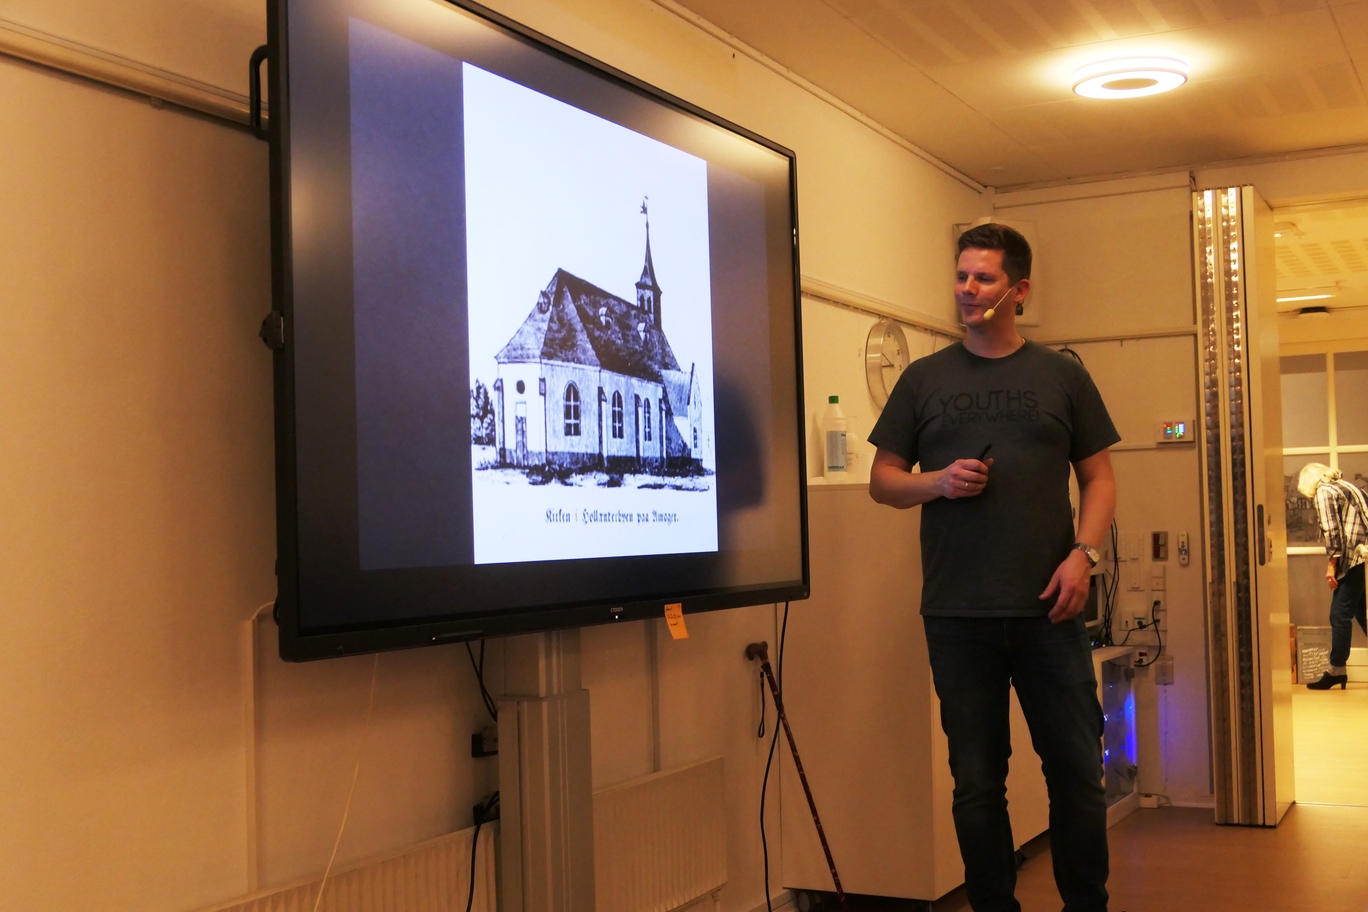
[{"left": 488, "top": 205, "right": 705, "bottom": 473}]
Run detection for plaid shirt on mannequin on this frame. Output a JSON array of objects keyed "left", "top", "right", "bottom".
[{"left": 1315, "top": 478, "right": 1368, "bottom": 578}]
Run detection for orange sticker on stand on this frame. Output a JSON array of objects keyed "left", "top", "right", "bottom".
[{"left": 665, "top": 603, "right": 688, "bottom": 640}]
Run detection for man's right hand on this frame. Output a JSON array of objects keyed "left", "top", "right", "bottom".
[
  {"left": 936, "top": 458, "right": 994, "bottom": 499},
  {"left": 1328, "top": 558, "right": 1339, "bottom": 591}
]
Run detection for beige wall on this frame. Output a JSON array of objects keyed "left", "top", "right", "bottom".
[
  {"left": 28, "top": 0, "right": 1368, "bottom": 902},
  {"left": 0, "top": 56, "right": 268, "bottom": 910},
  {"left": 992, "top": 150, "right": 1368, "bottom": 807},
  {"left": 0, "top": 2, "right": 984, "bottom": 911}
]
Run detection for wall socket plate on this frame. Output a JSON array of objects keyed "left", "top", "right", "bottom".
[{"left": 1154, "top": 654, "right": 1175, "bottom": 685}]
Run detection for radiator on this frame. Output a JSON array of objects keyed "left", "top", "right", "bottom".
[
  {"left": 593, "top": 757, "right": 727, "bottom": 912},
  {"left": 197, "top": 824, "right": 497, "bottom": 912}
]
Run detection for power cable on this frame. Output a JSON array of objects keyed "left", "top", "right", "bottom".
[
  {"left": 1130, "top": 598, "right": 1165, "bottom": 666},
  {"left": 1101, "top": 521, "right": 1120, "bottom": 646},
  {"left": 759, "top": 602, "right": 789, "bottom": 912},
  {"left": 465, "top": 792, "right": 500, "bottom": 912},
  {"left": 465, "top": 640, "right": 498, "bottom": 721}
]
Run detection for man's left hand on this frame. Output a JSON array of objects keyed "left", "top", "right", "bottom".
[{"left": 1040, "top": 549, "right": 1093, "bottom": 623}]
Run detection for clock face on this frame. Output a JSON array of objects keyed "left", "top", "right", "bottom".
[{"left": 865, "top": 319, "right": 910, "bottom": 409}]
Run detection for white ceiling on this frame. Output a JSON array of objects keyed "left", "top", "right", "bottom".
[
  {"left": 1276, "top": 202, "right": 1368, "bottom": 313},
  {"left": 5, "top": 1, "right": 1366, "bottom": 189},
  {"left": 671, "top": 0, "right": 1368, "bottom": 188}
]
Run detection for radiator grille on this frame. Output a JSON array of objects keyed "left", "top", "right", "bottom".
[
  {"left": 197, "top": 824, "right": 496, "bottom": 912},
  {"left": 593, "top": 757, "right": 727, "bottom": 912}
]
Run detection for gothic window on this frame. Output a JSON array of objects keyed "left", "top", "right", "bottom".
[
  {"left": 612, "top": 391, "right": 624, "bottom": 439},
  {"left": 564, "top": 383, "right": 581, "bottom": 437},
  {"left": 643, "top": 398, "right": 652, "bottom": 441},
  {"left": 693, "top": 427, "right": 699, "bottom": 451}
]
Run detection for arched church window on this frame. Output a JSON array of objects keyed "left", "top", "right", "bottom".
[
  {"left": 612, "top": 392, "right": 624, "bottom": 439},
  {"left": 643, "top": 398, "right": 652, "bottom": 441},
  {"left": 564, "top": 384, "right": 581, "bottom": 436}
]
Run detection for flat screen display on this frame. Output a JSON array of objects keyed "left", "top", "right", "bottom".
[{"left": 268, "top": 0, "right": 808, "bottom": 659}]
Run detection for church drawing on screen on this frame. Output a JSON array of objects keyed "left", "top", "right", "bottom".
[{"left": 479, "top": 206, "right": 706, "bottom": 476}]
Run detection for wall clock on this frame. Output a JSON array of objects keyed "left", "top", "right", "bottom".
[{"left": 865, "top": 318, "right": 909, "bottom": 409}]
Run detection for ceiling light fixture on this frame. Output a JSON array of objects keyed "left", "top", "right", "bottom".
[
  {"left": 1072, "top": 56, "right": 1188, "bottom": 99},
  {"left": 1276, "top": 293, "right": 1335, "bottom": 303}
]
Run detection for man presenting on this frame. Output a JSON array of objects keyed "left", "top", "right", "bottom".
[{"left": 868, "top": 223, "right": 1119, "bottom": 912}]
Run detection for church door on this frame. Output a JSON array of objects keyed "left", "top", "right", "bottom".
[{"left": 514, "top": 401, "right": 528, "bottom": 466}]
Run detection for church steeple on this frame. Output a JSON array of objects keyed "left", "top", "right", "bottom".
[{"left": 635, "top": 198, "right": 662, "bottom": 328}]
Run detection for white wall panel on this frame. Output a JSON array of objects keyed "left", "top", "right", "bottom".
[{"left": 998, "top": 186, "right": 1195, "bottom": 342}]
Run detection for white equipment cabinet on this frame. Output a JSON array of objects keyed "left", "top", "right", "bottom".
[{"left": 1093, "top": 646, "right": 1140, "bottom": 827}]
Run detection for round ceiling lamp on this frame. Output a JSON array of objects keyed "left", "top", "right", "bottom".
[{"left": 1072, "top": 56, "right": 1188, "bottom": 99}]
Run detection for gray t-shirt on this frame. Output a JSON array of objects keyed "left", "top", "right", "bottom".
[{"left": 868, "top": 341, "right": 1120, "bottom": 617}]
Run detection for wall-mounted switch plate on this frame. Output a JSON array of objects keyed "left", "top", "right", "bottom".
[
  {"left": 1152, "top": 531, "right": 1168, "bottom": 561},
  {"left": 1150, "top": 565, "right": 1166, "bottom": 590}
]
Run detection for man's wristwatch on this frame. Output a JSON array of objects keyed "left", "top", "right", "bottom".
[{"left": 1073, "top": 542, "right": 1101, "bottom": 567}]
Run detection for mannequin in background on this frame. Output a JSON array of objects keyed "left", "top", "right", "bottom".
[{"left": 1298, "top": 462, "right": 1368, "bottom": 690}]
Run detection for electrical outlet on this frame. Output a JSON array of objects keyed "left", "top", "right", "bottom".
[
  {"left": 1132, "top": 614, "right": 1149, "bottom": 631},
  {"left": 1149, "top": 595, "right": 1165, "bottom": 628},
  {"left": 1155, "top": 654, "right": 1175, "bottom": 685}
]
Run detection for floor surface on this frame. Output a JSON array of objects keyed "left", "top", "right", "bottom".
[
  {"left": 1292, "top": 681, "right": 1368, "bottom": 806},
  {"left": 826, "top": 804, "right": 1368, "bottom": 912},
  {"left": 942, "top": 804, "right": 1368, "bottom": 912},
  {"left": 821, "top": 686, "right": 1368, "bottom": 911}
]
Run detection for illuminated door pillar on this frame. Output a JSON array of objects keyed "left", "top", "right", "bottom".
[{"left": 1193, "top": 185, "right": 1294, "bottom": 826}]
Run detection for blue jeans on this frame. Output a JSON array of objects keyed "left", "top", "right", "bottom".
[
  {"left": 1329, "top": 563, "right": 1367, "bottom": 668},
  {"left": 924, "top": 615, "right": 1108, "bottom": 912}
]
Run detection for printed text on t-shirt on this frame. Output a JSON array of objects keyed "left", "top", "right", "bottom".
[{"left": 938, "top": 389, "right": 1040, "bottom": 427}]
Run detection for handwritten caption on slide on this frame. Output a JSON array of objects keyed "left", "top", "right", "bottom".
[{"left": 545, "top": 508, "right": 680, "bottom": 525}]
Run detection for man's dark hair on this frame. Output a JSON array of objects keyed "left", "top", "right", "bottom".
[{"left": 957, "top": 223, "right": 1032, "bottom": 285}]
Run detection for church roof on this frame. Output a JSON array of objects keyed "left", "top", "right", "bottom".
[
  {"left": 496, "top": 269, "right": 681, "bottom": 382},
  {"left": 661, "top": 366, "right": 695, "bottom": 413}
]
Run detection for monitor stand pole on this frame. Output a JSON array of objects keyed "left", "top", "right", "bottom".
[{"left": 497, "top": 630, "right": 596, "bottom": 912}]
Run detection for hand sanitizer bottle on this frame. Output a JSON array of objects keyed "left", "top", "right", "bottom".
[{"left": 823, "top": 395, "right": 848, "bottom": 479}]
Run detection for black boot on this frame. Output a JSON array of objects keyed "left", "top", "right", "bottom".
[{"left": 1307, "top": 671, "right": 1348, "bottom": 690}]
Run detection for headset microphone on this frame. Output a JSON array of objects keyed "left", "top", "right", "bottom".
[{"left": 981, "top": 283, "right": 1018, "bottom": 321}]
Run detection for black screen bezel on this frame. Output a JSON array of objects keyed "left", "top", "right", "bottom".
[{"left": 266, "top": 0, "right": 809, "bottom": 661}]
